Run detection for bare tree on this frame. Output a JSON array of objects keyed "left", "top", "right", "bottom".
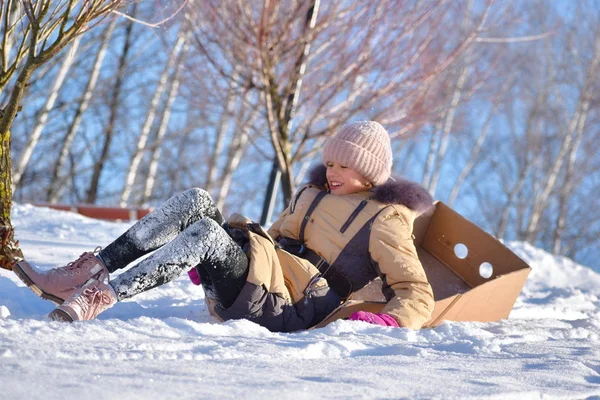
[
  {"left": 187, "top": 0, "right": 496, "bottom": 209},
  {"left": 87, "top": 4, "right": 136, "bottom": 204},
  {"left": 141, "top": 38, "right": 190, "bottom": 205},
  {"left": 0, "top": 0, "right": 125, "bottom": 270},
  {"left": 12, "top": 37, "right": 82, "bottom": 189},
  {"left": 449, "top": 0, "right": 600, "bottom": 268},
  {"left": 447, "top": 75, "right": 514, "bottom": 206},
  {"left": 495, "top": 86, "right": 548, "bottom": 240},
  {"left": 551, "top": 35, "right": 600, "bottom": 253},
  {"left": 523, "top": 34, "right": 599, "bottom": 243},
  {"left": 215, "top": 93, "right": 260, "bottom": 211},
  {"left": 120, "top": 29, "right": 189, "bottom": 206},
  {"left": 47, "top": 19, "right": 117, "bottom": 203},
  {"left": 204, "top": 67, "right": 239, "bottom": 194}
]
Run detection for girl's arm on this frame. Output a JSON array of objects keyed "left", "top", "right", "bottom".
[{"left": 369, "top": 208, "right": 435, "bottom": 329}]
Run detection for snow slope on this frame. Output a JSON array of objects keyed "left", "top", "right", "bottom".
[{"left": 1, "top": 204, "right": 599, "bottom": 400}]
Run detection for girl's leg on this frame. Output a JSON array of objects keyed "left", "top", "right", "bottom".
[
  {"left": 15, "top": 188, "right": 226, "bottom": 307},
  {"left": 99, "top": 188, "right": 224, "bottom": 273},
  {"left": 109, "top": 218, "right": 248, "bottom": 308}
]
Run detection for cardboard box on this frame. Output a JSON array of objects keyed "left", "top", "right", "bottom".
[{"left": 315, "top": 201, "right": 532, "bottom": 328}]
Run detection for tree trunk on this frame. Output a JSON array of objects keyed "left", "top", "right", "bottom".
[
  {"left": 170, "top": 119, "right": 194, "bottom": 192},
  {"left": 87, "top": 7, "right": 136, "bottom": 204},
  {"left": 0, "top": 130, "right": 23, "bottom": 270},
  {"left": 447, "top": 105, "right": 493, "bottom": 207},
  {"left": 428, "top": 64, "right": 468, "bottom": 196},
  {"left": 12, "top": 36, "right": 81, "bottom": 190},
  {"left": 552, "top": 97, "right": 593, "bottom": 254},
  {"left": 496, "top": 89, "right": 545, "bottom": 240},
  {"left": 120, "top": 32, "right": 187, "bottom": 206},
  {"left": 205, "top": 69, "right": 238, "bottom": 194},
  {"left": 1, "top": 1, "right": 22, "bottom": 75},
  {"left": 496, "top": 162, "right": 532, "bottom": 240},
  {"left": 0, "top": 59, "right": 36, "bottom": 269},
  {"left": 141, "top": 40, "right": 189, "bottom": 205},
  {"left": 524, "top": 43, "right": 598, "bottom": 242},
  {"left": 421, "top": 117, "right": 443, "bottom": 190},
  {"left": 216, "top": 97, "right": 258, "bottom": 211},
  {"left": 552, "top": 37, "right": 599, "bottom": 254},
  {"left": 293, "top": 135, "right": 327, "bottom": 186},
  {"left": 47, "top": 19, "right": 116, "bottom": 203},
  {"left": 260, "top": 0, "right": 320, "bottom": 213}
]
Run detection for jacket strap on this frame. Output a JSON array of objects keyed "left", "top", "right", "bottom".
[
  {"left": 340, "top": 199, "right": 369, "bottom": 234},
  {"left": 290, "top": 186, "right": 310, "bottom": 214},
  {"left": 299, "top": 191, "right": 327, "bottom": 243},
  {"left": 278, "top": 237, "right": 353, "bottom": 300}
]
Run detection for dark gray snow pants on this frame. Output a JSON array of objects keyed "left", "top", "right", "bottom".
[{"left": 99, "top": 188, "right": 248, "bottom": 308}]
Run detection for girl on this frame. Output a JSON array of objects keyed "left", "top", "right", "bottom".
[{"left": 13, "top": 121, "right": 435, "bottom": 331}]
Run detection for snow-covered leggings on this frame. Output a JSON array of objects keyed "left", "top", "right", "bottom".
[{"left": 98, "top": 188, "right": 249, "bottom": 308}]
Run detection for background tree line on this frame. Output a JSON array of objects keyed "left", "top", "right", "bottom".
[{"left": 3, "top": 0, "right": 599, "bottom": 270}]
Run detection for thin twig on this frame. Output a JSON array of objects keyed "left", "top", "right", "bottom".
[
  {"left": 111, "top": 0, "right": 188, "bottom": 28},
  {"left": 476, "top": 31, "right": 554, "bottom": 43}
]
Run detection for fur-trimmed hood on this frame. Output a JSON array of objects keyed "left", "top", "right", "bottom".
[{"left": 307, "top": 164, "right": 433, "bottom": 215}]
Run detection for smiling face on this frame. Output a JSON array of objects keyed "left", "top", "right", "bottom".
[{"left": 325, "top": 162, "right": 372, "bottom": 195}]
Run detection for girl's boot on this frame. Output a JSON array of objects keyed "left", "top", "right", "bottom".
[
  {"left": 48, "top": 278, "right": 117, "bottom": 322},
  {"left": 13, "top": 248, "right": 109, "bottom": 304}
]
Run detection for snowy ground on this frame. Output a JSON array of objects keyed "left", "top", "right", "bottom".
[{"left": 1, "top": 204, "right": 599, "bottom": 400}]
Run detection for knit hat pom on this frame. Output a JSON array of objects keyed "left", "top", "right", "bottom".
[{"left": 322, "top": 121, "right": 393, "bottom": 186}]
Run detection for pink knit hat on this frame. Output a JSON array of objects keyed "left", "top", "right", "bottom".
[{"left": 322, "top": 121, "right": 393, "bottom": 186}]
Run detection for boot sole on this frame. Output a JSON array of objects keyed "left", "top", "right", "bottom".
[
  {"left": 13, "top": 262, "right": 65, "bottom": 305},
  {"left": 48, "top": 308, "right": 73, "bottom": 322}
]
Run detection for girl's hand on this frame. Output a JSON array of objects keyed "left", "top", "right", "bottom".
[
  {"left": 187, "top": 267, "right": 202, "bottom": 285},
  {"left": 348, "top": 311, "right": 400, "bottom": 327}
]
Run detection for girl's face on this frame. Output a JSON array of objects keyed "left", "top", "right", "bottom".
[{"left": 326, "top": 162, "right": 372, "bottom": 195}]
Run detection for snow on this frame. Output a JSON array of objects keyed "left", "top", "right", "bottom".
[{"left": 1, "top": 203, "right": 599, "bottom": 400}]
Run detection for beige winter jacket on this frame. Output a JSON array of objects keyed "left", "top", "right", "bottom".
[{"left": 268, "top": 182, "right": 434, "bottom": 329}]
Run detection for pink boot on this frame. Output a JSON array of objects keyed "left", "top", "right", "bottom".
[
  {"left": 48, "top": 278, "right": 117, "bottom": 322},
  {"left": 13, "top": 248, "right": 109, "bottom": 304}
]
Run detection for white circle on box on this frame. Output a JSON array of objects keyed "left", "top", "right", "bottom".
[
  {"left": 454, "top": 243, "right": 469, "bottom": 259},
  {"left": 480, "top": 262, "right": 494, "bottom": 279}
]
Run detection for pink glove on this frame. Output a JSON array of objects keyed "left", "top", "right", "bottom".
[
  {"left": 187, "top": 267, "right": 202, "bottom": 285},
  {"left": 348, "top": 311, "right": 400, "bottom": 327}
]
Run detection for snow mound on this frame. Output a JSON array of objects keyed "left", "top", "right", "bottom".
[{"left": 509, "top": 241, "right": 600, "bottom": 291}]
